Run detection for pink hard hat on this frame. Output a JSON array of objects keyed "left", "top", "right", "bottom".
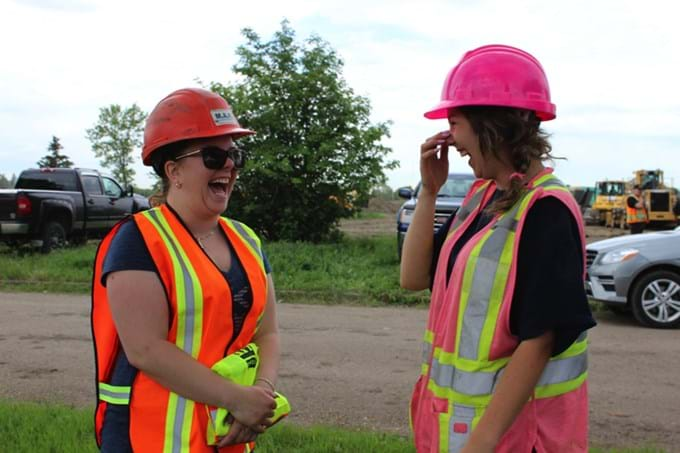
[{"left": 424, "top": 45, "right": 556, "bottom": 121}]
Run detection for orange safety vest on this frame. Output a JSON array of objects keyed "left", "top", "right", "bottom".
[
  {"left": 91, "top": 204, "right": 267, "bottom": 453},
  {"left": 626, "top": 195, "right": 648, "bottom": 224}
]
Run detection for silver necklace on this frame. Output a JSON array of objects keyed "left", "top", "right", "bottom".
[{"left": 195, "top": 228, "right": 216, "bottom": 249}]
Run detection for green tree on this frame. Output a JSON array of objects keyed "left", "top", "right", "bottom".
[
  {"left": 0, "top": 173, "right": 16, "bottom": 188},
  {"left": 86, "top": 104, "right": 146, "bottom": 187},
  {"left": 211, "top": 21, "right": 397, "bottom": 241},
  {"left": 371, "top": 182, "right": 397, "bottom": 201},
  {"left": 36, "top": 136, "right": 74, "bottom": 168}
]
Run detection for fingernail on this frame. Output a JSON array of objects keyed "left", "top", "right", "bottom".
[{"left": 439, "top": 131, "right": 450, "bottom": 137}]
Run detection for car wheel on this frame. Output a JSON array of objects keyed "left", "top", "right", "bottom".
[
  {"left": 630, "top": 270, "right": 680, "bottom": 328},
  {"left": 40, "top": 221, "right": 66, "bottom": 254}
]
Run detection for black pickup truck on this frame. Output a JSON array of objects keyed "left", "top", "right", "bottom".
[{"left": 0, "top": 168, "right": 150, "bottom": 252}]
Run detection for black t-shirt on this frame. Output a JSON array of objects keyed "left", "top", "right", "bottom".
[{"left": 431, "top": 191, "right": 596, "bottom": 356}]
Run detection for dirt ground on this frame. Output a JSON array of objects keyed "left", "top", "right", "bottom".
[
  {"left": 1, "top": 292, "right": 679, "bottom": 451},
  {"left": 340, "top": 198, "right": 632, "bottom": 244},
  {"left": 2, "top": 209, "right": 676, "bottom": 450}
]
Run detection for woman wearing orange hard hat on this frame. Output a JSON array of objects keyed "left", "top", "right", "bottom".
[
  {"left": 91, "top": 88, "right": 281, "bottom": 452},
  {"left": 401, "top": 45, "right": 596, "bottom": 452}
]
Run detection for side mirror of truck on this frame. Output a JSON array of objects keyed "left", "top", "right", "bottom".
[
  {"left": 397, "top": 187, "right": 414, "bottom": 199},
  {"left": 126, "top": 185, "right": 134, "bottom": 197}
]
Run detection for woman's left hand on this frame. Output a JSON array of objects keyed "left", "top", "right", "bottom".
[{"left": 216, "top": 416, "right": 261, "bottom": 447}]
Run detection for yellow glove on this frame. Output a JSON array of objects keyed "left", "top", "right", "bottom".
[{"left": 206, "top": 343, "right": 291, "bottom": 446}]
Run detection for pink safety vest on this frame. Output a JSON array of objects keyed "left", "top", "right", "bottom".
[{"left": 411, "top": 169, "right": 589, "bottom": 453}]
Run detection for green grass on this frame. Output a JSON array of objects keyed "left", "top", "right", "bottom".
[
  {"left": 0, "top": 243, "right": 97, "bottom": 292},
  {"left": 0, "top": 236, "right": 430, "bottom": 305},
  {"left": 351, "top": 210, "right": 387, "bottom": 220},
  {"left": 267, "top": 235, "right": 428, "bottom": 305},
  {"left": 0, "top": 400, "right": 668, "bottom": 453},
  {"left": 0, "top": 400, "right": 413, "bottom": 453}
]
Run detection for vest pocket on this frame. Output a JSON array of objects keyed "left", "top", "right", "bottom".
[{"left": 432, "top": 398, "right": 477, "bottom": 453}]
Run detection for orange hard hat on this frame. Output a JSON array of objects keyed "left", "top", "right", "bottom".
[{"left": 142, "top": 88, "right": 255, "bottom": 165}]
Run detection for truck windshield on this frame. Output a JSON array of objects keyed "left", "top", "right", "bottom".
[
  {"left": 437, "top": 177, "right": 475, "bottom": 198},
  {"left": 16, "top": 171, "right": 78, "bottom": 191}
]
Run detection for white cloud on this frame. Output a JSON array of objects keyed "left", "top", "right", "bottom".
[{"left": 1, "top": 0, "right": 679, "bottom": 191}]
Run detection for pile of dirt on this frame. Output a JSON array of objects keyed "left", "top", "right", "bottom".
[{"left": 366, "top": 198, "right": 403, "bottom": 214}]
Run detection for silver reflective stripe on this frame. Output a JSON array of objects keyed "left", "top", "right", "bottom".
[
  {"left": 458, "top": 200, "right": 524, "bottom": 360},
  {"left": 99, "top": 386, "right": 130, "bottom": 404},
  {"left": 430, "top": 359, "right": 498, "bottom": 396},
  {"left": 576, "top": 331, "right": 587, "bottom": 342},
  {"left": 449, "top": 404, "right": 475, "bottom": 452},
  {"left": 429, "top": 349, "right": 587, "bottom": 396},
  {"left": 537, "top": 353, "right": 588, "bottom": 387},
  {"left": 229, "top": 220, "right": 263, "bottom": 260},
  {"left": 147, "top": 209, "right": 197, "bottom": 453},
  {"left": 422, "top": 341, "right": 432, "bottom": 364},
  {"left": 451, "top": 186, "right": 488, "bottom": 230}
]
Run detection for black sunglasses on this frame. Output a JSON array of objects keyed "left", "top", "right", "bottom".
[{"left": 175, "top": 146, "right": 246, "bottom": 170}]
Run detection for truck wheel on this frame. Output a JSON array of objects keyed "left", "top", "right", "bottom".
[
  {"left": 70, "top": 232, "right": 88, "bottom": 246},
  {"left": 40, "top": 221, "right": 66, "bottom": 254},
  {"left": 630, "top": 270, "right": 680, "bottom": 328}
]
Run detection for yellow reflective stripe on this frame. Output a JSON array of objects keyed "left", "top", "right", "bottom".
[
  {"left": 141, "top": 208, "right": 203, "bottom": 453},
  {"left": 424, "top": 329, "right": 434, "bottom": 343},
  {"left": 149, "top": 209, "right": 204, "bottom": 357},
  {"left": 438, "top": 406, "right": 449, "bottom": 452},
  {"left": 535, "top": 371, "right": 587, "bottom": 399},
  {"left": 224, "top": 218, "right": 265, "bottom": 272},
  {"left": 447, "top": 181, "right": 491, "bottom": 238},
  {"left": 98, "top": 382, "right": 130, "bottom": 405},
  {"left": 421, "top": 329, "right": 435, "bottom": 375},
  {"left": 532, "top": 172, "right": 556, "bottom": 187},
  {"left": 554, "top": 336, "right": 588, "bottom": 360},
  {"left": 426, "top": 375, "right": 493, "bottom": 407}
]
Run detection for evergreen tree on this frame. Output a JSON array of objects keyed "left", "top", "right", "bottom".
[{"left": 36, "top": 136, "right": 74, "bottom": 168}]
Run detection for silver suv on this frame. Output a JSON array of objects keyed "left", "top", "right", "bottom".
[{"left": 586, "top": 227, "right": 680, "bottom": 328}]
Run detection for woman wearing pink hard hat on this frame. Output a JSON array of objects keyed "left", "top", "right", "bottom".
[{"left": 401, "top": 45, "right": 595, "bottom": 452}]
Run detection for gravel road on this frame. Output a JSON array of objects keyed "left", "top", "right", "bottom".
[{"left": 1, "top": 292, "right": 678, "bottom": 451}]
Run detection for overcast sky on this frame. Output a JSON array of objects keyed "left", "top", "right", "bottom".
[{"left": 1, "top": 0, "right": 679, "bottom": 191}]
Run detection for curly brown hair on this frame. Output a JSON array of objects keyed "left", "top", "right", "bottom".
[{"left": 457, "top": 106, "right": 558, "bottom": 214}]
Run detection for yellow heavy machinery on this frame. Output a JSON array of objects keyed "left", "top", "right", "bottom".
[
  {"left": 591, "top": 179, "right": 627, "bottom": 228},
  {"left": 631, "top": 169, "right": 678, "bottom": 228}
]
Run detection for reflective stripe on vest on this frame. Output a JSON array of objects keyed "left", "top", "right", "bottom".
[
  {"left": 143, "top": 208, "right": 204, "bottom": 453},
  {"left": 626, "top": 196, "right": 648, "bottom": 224},
  {"left": 424, "top": 335, "right": 588, "bottom": 397},
  {"left": 447, "top": 181, "right": 491, "bottom": 237},
  {"left": 423, "top": 174, "right": 588, "bottom": 405},
  {"left": 99, "top": 383, "right": 131, "bottom": 405}
]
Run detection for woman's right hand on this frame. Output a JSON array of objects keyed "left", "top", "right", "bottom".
[
  {"left": 420, "top": 130, "right": 451, "bottom": 196},
  {"left": 229, "top": 384, "right": 276, "bottom": 430}
]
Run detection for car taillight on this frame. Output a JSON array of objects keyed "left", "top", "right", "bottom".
[{"left": 17, "top": 194, "right": 32, "bottom": 217}]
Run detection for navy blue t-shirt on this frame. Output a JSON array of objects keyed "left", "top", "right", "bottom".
[
  {"left": 431, "top": 191, "right": 596, "bottom": 356},
  {"left": 98, "top": 219, "right": 272, "bottom": 452}
]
